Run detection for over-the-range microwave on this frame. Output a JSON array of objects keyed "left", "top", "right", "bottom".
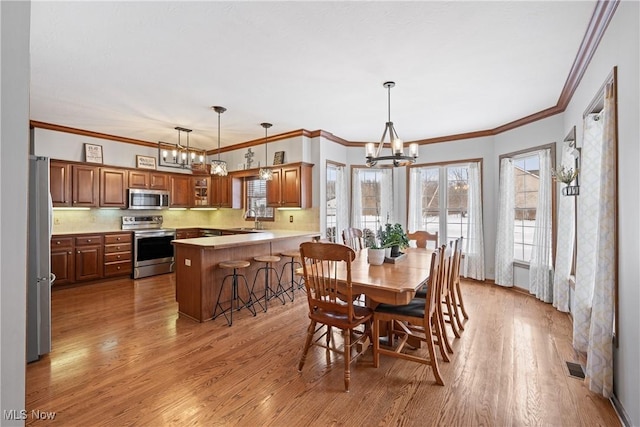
[{"left": 127, "top": 189, "right": 170, "bottom": 210}]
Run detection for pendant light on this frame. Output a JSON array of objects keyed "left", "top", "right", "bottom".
[
  {"left": 210, "top": 106, "right": 228, "bottom": 176},
  {"left": 258, "top": 122, "right": 273, "bottom": 181},
  {"left": 365, "top": 81, "right": 418, "bottom": 167}
]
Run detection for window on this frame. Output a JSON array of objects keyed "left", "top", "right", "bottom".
[
  {"left": 408, "top": 163, "right": 471, "bottom": 243},
  {"left": 513, "top": 154, "right": 540, "bottom": 262},
  {"left": 326, "top": 162, "right": 347, "bottom": 243},
  {"left": 245, "top": 178, "right": 274, "bottom": 220},
  {"left": 351, "top": 167, "right": 392, "bottom": 235}
]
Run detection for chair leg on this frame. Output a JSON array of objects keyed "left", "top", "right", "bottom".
[
  {"left": 450, "top": 283, "right": 465, "bottom": 331},
  {"left": 456, "top": 280, "right": 469, "bottom": 320},
  {"left": 445, "top": 295, "right": 461, "bottom": 338},
  {"left": 298, "top": 320, "right": 316, "bottom": 371},
  {"left": 438, "top": 298, "right": 454, "bottom": 354},
  {"left": 343, "top": 329, "right": 351, "bottom": 392},
  {"left": 424, "top": 317, "right": 444, "bottom": 386},
  {"left": 372, "top": 318, "right": 380, "bottom": 368},
  {"left": 432, "top": 311, "right": 450, "bottom": 363}
]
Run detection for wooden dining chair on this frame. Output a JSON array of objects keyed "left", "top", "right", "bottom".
[
  {"left": 449, "top": 237, "right": 468, "bottom": 330},
  {"left": 297, "top": 242, "right": 373, "bottom": 392},
  {"left": 439, "top": 242, "right": 461, "bottom": 342},
  {"left": 372, "top": 248, "right": 445, "bottom": 385},
  {"left": 407, "top": 230, "right": 438, "bottom": 249},
  {"left": 342, "top": 227, "right": 365, "bottom": 251}
]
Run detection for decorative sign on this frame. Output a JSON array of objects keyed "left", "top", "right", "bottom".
[
  {"left": 244, "top": 148, "right": 255, "bottom": 168},
  {"left": 273, "top": 151, "right": 285, "bottom": 165},
  {"left": 136, "top": 155, "right": 157, "bottom": 170},
  {"left": 84, "top": 143, "right": 103, "bottom": 164}
]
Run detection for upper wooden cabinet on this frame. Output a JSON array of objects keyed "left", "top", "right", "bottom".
[
  {"left": 211, "top": 175, "right": 241, "bottom": 208},
  {"left": 128, "top": 170, "right": 169, "bottom": 191},
  {"left": 266, "top": 163, "right": 313, "bottom": 208},
  {"left": 192, "top": 176, "right": 211, "bottom": 207},
  {"left": 100, "top": 168, "right": 127, "bottom": 208},
  {"left": 51, "top": 161, "right": 99, "bottom": 207},
  {"left": 170, "top": 174, "right": 191, "bottom": 207}
]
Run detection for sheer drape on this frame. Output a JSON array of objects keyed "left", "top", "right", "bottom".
[
  {"left": 529, "top": 149, "right": 553, "bottom": 302},
  {"left": 574, "top": 84, "right": 616, "bottom": 397},
  {"left": 408, "top": 168, "right": 423, "bottom": 232},
  {"left": 351, "top": 168, "right": 363, "bottom": 229},
  {"left": 335, "top": 166, "right": 348, "bottom": 243},
  {"left": 379, "top": 169, "right": 393, "bottom": 224},
  {"left": 494, "top": 158, "right": 514, "bottom": 287},
  {"left": 463, "top": 162, "right": 485, "bottom": 280},
  {"left": 552, "top": 143, "right": 576, "bottom": 312}
]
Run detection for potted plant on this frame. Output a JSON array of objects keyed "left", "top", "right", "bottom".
[
  {"left": 380, "top": 223, "right": 410, "bottom": 257},
  {"left": 552, "top": 165, "right": 579, "bottom": 185},
  {"left": 363, "top": 228, "right": 385, "bottom": 265}
]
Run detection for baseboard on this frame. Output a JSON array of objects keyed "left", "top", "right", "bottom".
[{"left": 611, "top": 393, "right": 631, "bottom": 427}]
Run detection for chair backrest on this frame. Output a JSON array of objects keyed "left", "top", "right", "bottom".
[
  {"left": 342, "top": 228, "right": 364, "bottom": 251},
  {"left": 439, "top": 244, "right": 453, "bottom": 300},
  {"left": 450, "top": 237, "right": 463, "bottom": 286},
  {"left": 407, "top": 230, "right": 438, "bottom": 249},
  {"left": 300, "top": 242, "right": 358, "bottom": 321},
  {"left": 423, "top": 248, "right": 442, "bottom": 320}
]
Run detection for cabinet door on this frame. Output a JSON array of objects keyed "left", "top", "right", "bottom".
[
  {"left": 266, "top": 168, "right": 282, "bottom": 207},
  {"left": 51, "top": 237, "right": 75, "bottom": 285},
  {"left": 128, "top": 170, "right": 150, "bottom": 188},
  {"left": 149, "top": 173, "right": 169, "bottom": 190},
  {"left": 192, "top": 177, "right": 211, "bottom": 206},
  {"left": 50, "top": 161, "right": 72, "bottom": 207},
  {"left": 75, "top": 245, "right": 103, "bottom": 281},
  {"left": 100, "top": 168, "right": 127, "bottom": 207},
  {"left": 72, "top": 165, "right": 99, "bottom": 207},
  {"left": 170, "top": 175, "right": 191, "bottom": 207},
  {"left": 280, "top": 166, "right": 301, "bottom": 207}
]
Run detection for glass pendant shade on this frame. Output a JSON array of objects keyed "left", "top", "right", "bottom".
[
  {"left": 210, "top": 106, "right": 228, "bottom": 176},
  {"left": 259, "top": 122, "right": 273, "bottom": 181}
]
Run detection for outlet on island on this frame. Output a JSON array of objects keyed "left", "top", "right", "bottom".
[
  {"left": 289, "top": 215, "right": 293, "bottom": 223},
  {"left": 185, "top": 259, "right": 191, "bottom": 267}
]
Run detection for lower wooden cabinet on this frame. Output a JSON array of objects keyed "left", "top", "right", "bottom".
[
  {"left": 103, "top": 232, "right": 132, "bottom": 277},
  {"left": 51, "top": 237, "right": 75, "bottom": 285},
  {"left": 74, "top": 235, "right": 103, "bottom": 281}
]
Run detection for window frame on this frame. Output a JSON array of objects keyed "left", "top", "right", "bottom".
[{"left": 244, "top": 177, "right": 274, "bottom": 222}]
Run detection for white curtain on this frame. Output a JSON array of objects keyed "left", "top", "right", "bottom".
[
  {"left": 494, "top": 158, "right": 514, "bottom": 287},
  {"left": 574, "top": 83, "right": 616, "bottom": 397},
  {"left": 463, "top": 162, "right": 485, "bottom": 280},
  {"left": 552, "top": 143, "right": 577, "bottom": 312},
  {"left": 408, "top": 168, "right": 423, "bottom": 232},
  {"left": 528, "top": 149, "right": 553, "bottom": 302},
  {"left": 335, "top": 165, "right": 348, "bottom": 243},
  {"left": 351, "top": 168, "right": 363, "bottom": 230},
  {"left": 379, "top": 169, "right": 393, "bottom": 224}
]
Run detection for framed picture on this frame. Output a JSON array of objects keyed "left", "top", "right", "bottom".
[
  {"left": 84, "top": 143, "right": 103, "bottom": 164},
  {"left": 273, "top": 151, "right": 285, "bottom": 165},
  {"left": 136, "top": 155, "right": 157, "bottom": 170}
]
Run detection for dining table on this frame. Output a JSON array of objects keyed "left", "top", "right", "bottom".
[{"left": 297, "top": 247, "right": 434, "bottom": 305}]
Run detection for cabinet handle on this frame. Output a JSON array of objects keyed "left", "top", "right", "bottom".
[
  {"left": 116, "top": 246, "right": 120, "bottom": 250},
  {"left": 68, "top": 251, "right": 72, "bottom": 255},
  {"left": 56, "top": 241, "right": 61, "bottom": 245},
  {"left": 116, "top": 237, "right": 121, "bottom": 241},
  {"left": 77, "top": 251, "right": 80, "bottom": 254},
  {"left": 116, "top": 266, "right": 121, "bottom": 270},
  {"left": 87, "top": 239, "right": 91, "bottom": 242},
  {"left": 117, "top": 255, "right": 121, "bottom": 259}
]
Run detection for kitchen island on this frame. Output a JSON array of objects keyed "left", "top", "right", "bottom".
[{"left": 172, "top": 230, "right": 320, "bottom": 322}]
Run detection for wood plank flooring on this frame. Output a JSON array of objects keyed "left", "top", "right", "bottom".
[{"left": 26, "top": 275, "right": 620, "bottom": 426}]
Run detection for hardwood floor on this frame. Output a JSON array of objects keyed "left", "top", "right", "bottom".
[{"left": 26, "top": 275, "right": 620, "bottom": 426}]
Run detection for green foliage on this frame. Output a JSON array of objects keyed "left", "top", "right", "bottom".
[
  {"left": 379, "top": 223, "right": 409, "bottom": 249},
  {"left": 363, "top": 228, "right": 382, "bottom": 249},
  {"left": 552, "top": 166, "right": 579, "bottom": 184}
]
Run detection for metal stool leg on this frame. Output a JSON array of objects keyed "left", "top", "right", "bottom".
[
  {"left": 280, "top": 257, "right": 302, "bottom": 302},
  {"left": 213, "top": 268, "right": 255, "bottom": 326}
]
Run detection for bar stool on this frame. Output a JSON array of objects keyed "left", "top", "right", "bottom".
[
  {"left": 251, "top": 255, "right": 284, "bottom": 312},
  {"left": 280, "top": 250, "right": 303, "bottom": 302},
  {"left": 213, "top": 260, "right": 256, "bottom": 326}
]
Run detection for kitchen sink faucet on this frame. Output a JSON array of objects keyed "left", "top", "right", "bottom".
[{"left": 243, "top": 209, "right": 260, "bottom": 230}]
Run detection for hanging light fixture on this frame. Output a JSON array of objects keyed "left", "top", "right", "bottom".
[
  {"left": 210, "top": 106, "right": 228, "bottom": 176},
  {"left": 365, "top": 81, "right": 418, "bottom": 167},
  {"left": 158, "top": 126, "right": 206, "bottom": 170},
  {"left": 258, "top": 122, "right": 273, "bottom": 181}
]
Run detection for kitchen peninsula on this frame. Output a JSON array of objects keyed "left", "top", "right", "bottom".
[{"left": 173, "top": 230, "right": 319, "bottom": 322}]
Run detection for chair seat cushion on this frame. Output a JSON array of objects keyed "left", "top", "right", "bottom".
[
  {"left": 414, "top": 284, "right": 427, "bottom": 299},
  {"left": 375, "top": 297, "right": 426, "bottom": 318},
  {"left": 310, "top": 305, "right": 373, "bottom": 328}
]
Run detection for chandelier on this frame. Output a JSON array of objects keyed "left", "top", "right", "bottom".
[
  {"left": 258, "top": 122, "right": 273, "bottom": 181},
  {"left": 210, "top": 106, "right": 228, "bottom": 176},
  {"left": 365, "top": 81, "right": 418, "bottom": 167},
  {"left": 158, "top": 127, "right": 206, "bottom": 169}
]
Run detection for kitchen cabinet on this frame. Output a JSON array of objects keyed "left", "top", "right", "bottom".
[
  {"left": 50, "top": 161, "right": 99, "bottom": 207},
  {"left": 74, "top": 235, "right": 103, "bottom": 282},
  {"left": 211, "top": 175, "right": 241, "bottom": 208},
  {"left": 175, "top": 229, "right": 200, "bottom": 239},
  {"left": 51, "top": 237, "right": 75, "bottom": 285},
  {"left": 128, "top": 170, "right": 169, "bottom": 191},
  {"left": 103, "top": 233, "right": 132, "bottom": 277},
  {"left": 192, "top": 176, "right": 211, "bottom": 207},
  {"left": 170, "top": 174, "right": 191, "bottom": 207},
  {"left": 100, "top": 168, "right": 127, "bottom": 208},
  {"left": 266, "top": 162, "right": 313, "bottom": 208}
]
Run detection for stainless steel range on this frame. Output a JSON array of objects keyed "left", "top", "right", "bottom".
[{"left": 122, "top": 215, "right": 176, "bottom": 279}]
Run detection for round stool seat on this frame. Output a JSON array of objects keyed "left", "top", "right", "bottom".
[
  {"left": 219, "top": 260, "right": 250, "bottom": 269},
  {"left": 281, "top": 250, "right": 300, "bottom": 258},
  {"left": 254, "top": 255, "right": 281, "bottom": 263}
]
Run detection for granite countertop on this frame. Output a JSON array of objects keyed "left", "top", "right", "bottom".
[{"left": 171, "top": 230, "right": 320, "bottom": 249}]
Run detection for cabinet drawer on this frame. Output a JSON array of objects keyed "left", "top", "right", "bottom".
[
  {"left": 104, "top": 233, "right": 131, "bottom": 244},
  {"left": 75, "top": 235, "right": 103, "bottom": 246},
  {"left": 105, "top": 252, "right": 132, "bottom": 263},
  {"left": 51, "top": 237, "right": 73, "bottom": 249},
  {"left": 104, "top": 243, "right": 132, "bottom": 254},
  {"left": 104, "top": 261, "right": 132, "bottom": 277}
]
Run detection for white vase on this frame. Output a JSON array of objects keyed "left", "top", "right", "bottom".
[
  {"left": 368, "top": 248, "right": 385, "bottom": 265},
  {"left": 384, "top": 247, "right": 391, "bottom": 258}
]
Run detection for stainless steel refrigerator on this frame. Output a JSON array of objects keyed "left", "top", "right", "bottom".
[{"left": 27, "top": 155, "right": 54, "bottom": 363}]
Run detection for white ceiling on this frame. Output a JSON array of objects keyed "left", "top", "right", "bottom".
[{"left": 29, "top": 1, "right": 596, "bottom": 151}]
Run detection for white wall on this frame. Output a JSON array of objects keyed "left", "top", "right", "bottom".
[
  {"left": 1, "top": 1, "right": 30, "bottom": 424},
  {"left": 562, "top": 1, "right": 639, "bottom": 424}
]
